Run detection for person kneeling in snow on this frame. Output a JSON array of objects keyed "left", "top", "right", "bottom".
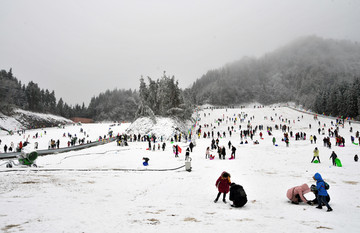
[
  {"left": 142, "top": 157, "right": 150, "bottom": 166},
  {"left": 286, "top": 184, "right": 312, "bottom": 205},
  {"left": 229, "top": 183, "right": 247, "bottom": 207}
]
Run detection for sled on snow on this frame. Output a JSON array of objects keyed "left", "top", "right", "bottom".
[{"left": 335, "top": 158, "right": 342, "bottom": 167}]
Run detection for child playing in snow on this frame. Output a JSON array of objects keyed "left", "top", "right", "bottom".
[{"left": 214, "top": 171, "right": 231, "bottom": 203}]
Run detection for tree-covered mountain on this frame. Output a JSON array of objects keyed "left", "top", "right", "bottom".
[
  {"left": 0, "top": 69, "right": 139, "bottom": 121},
  {"left": 0, "top": 69, "right": 190, "bottom": 122},
  {"left": 186, "top": 36, "right": 360, "bottom": 119}
]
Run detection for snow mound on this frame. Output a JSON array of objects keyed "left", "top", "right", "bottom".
[
  {"left": 0, "top": 108, "right": 73, "bottom": 133},
  {"left": 126, "top": 116, "right": 191, "bottom": 140}
]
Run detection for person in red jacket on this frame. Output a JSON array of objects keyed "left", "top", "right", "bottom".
[{"left": 214, "top": 171, "right": 231, "bottom": 203}]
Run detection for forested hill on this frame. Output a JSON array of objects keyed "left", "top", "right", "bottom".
[{"left": 186, "top": 36, "right": 360, "bottom": 118}]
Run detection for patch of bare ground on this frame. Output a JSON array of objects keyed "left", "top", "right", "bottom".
[
  {"left": 316, "top": 226, "right": 333, "bottom": 230},
  {"left": 147, "top": 218, "right": 160, "bottom": 225},
  {"left": 22, "top": 181, "right": 38, "bottom": 184},
  {"left": 237, "top": 218, "right": 254, "bottom": 222},
  {"left": 2, "top": 224, "right": 21, "bottom": 231},
  {"left": 184, "top": 217, "right": 200, "bottom": 222},
  {"left": 343, "top": 181, "right": 358, "bottom": 185}
]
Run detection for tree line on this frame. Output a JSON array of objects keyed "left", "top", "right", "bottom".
[
  {"left": 185, "top": 36, "right": 360, "bottom": 120},
  {"left": 136, "top": 72, "right": 192, "bottom": 120},
  {"left": 0, "top": 69, "right": 192, "bottom": 122},
  {"left": 0, "top": 69, "right": 139, "bottom": 121}
]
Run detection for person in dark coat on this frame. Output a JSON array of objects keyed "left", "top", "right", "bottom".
[
  {"left": 4, "top": 144, "right": 7, "bottom": 153},
  {"left": 214, "top": 171, "right": 231, "bottom": 203},
  {"left": 189, "top": 142, "right": 194, "bottom": 152},
  {"left": 174, "top": 145, "right": 179, "bottom": 158},
  {"left": 355, "top": 154, "right": 358, "bottom": 162},
  {"left": 230, "top": 146, "right": 236, "bottom": 159},
  {"left": 185, "top": 148, "right": 190, "bottom": 160},
  {"left": 329, "top": 151, "right": 337, "bottom": 166},
  {"left": 229, "top": 183, "right": 247, "bottom": 207},
  {"left": 313, "top": 173, "right": 333, "bottom": 212},
  {"left": 221, "top": 146, "right": 226, "bottom": 160},
  {"left": 217, "top": 146, "right": 222, "bottom": 159}
]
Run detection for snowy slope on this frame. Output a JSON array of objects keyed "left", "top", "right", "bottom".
[
  {"left": 126, "top": 116, "right": 191, "bottom": 141},
  {"left": 0, "top": 106, "right": 360, "bottom": 233},
  {"left": 0, "top": 109, "right": 73, "bottom": 133}
]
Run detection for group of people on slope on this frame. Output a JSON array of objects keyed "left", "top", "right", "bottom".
[
  {"left": 287, "top": 173, "right": 332, "bottom": 212},
  {"left": 214, "top": 171, "right": 333, "bottom": 212},
  {"left": 214, "top": 171, "right": 247, "bottom": 208}
]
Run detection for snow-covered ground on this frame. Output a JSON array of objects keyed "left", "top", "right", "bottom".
[{"left": 0, "top": 106, "right": 360, "bottom": 233}]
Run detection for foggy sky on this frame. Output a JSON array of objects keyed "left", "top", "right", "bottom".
[{"left": 1, "top": 0, "right": 360, "bottom": 106}]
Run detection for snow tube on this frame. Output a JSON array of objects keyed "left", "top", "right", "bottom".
[
  {"left": 335, "top": 158, "right": 342, "bottom": 167},
  {"left": 275, "top": 144, "right": 278, "bottom": 147},
  {"left": 313, "top": 160, "right": 319, "bottom": 163},
  {"left": 353, "top": 142, "right": 359, "bottom": 146},
  {"left": 339, "top": 145, "right": 344, "bottom": 147},
  {"left": 143, "top": 162, "right": 149, "bottom": 166}
]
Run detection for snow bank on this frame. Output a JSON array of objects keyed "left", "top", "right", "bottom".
[
  {"left": 126, "top": 116, "right": 192, "bottom": 140},
  {"left": 0, "top": 109, "right": 73, "bottom": 133}
]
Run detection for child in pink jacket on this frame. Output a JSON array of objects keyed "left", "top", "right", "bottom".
[{"left": 286, "top": 184, "right": 312, "bottom": 205}]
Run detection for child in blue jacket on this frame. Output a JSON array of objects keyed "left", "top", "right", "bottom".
[{"left": 313, "top": 173, "right": 333, "bottom": 212}]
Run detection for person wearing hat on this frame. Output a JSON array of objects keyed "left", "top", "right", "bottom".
[
  {"left": 313, "top": 173, "right": 333, "bottom": 212},
  {"left": 214, "top": 171, "right": 231, "bottom": 203},
  {"left": 286, "top": 184, "right": 312, "bottom": 205},
  {"left": 311, "top": 147, "right": 320, "bottom": 163}
]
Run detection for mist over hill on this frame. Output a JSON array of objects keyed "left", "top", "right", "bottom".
[{"left": 186, "top": 36, "right": 360, "bottom": 118}]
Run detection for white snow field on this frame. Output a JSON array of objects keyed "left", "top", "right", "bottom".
[{"left": 1, "top": 106, "right": 360, "bottom": 233}]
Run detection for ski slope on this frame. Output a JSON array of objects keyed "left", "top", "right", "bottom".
[{"left": 0, "top": 106, "right": 359, "bottom": 233}]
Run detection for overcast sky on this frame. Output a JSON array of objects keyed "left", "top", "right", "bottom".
[{"left": 1, "top": 0, "right": 360, "bottom": 106}]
